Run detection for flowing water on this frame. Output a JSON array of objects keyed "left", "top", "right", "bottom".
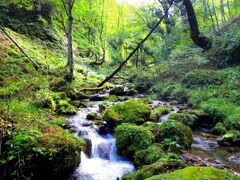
[
  {"left": 68, "top": 101, "right": 134, "bottom": 180},
  {"left": 67, "top": 96, "right": 240, "bottom": 179}
]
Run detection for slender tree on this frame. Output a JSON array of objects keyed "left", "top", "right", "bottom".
[{"left": 62, "top": 0, "right": 75, "bottom": 83}]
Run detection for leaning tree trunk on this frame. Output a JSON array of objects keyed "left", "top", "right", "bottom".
[{"left": 183, "top": 0, "right": 212, "bottom": 50}]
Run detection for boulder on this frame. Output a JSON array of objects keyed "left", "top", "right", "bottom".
[
  {"left": 103, "top": 99, "right": 151, "bottom": 129},
  {"left": 89, "top": 94, "right": 105, "bottom": 101},
  {"left": 109, "top": 86, "right": 125, "bottom": 96},
  {"left": 211, "top": 122, "right": 226, "bottom": 135},
  {"left": 115, "top": 123, "right": 155, "bottom": 159},
  {"left": 168, "top": 112, "right": 198, "bottom": 129},
  {"left": 218, "top": 130, "right": 240, "bottom": 146},
  {"left": 86, "top": 112, "right": 97, "bottom": 120},
  {"left": 147, "top": 166, "right": 239, "bottom": 180}
]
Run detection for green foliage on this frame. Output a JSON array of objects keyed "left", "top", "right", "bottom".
[
  {"left": 147, "top": 166, "right": 239, "bottom": 180},
  {"left": 103, "top": 99, "right": 151, "bottom": 126},
  {"left": 182, "top": 69, "right": 224, "bottom": 88},
  {"left": 211, "top": 122, "right": 226, "bottom": 135},
  {"left": 115, "top": 123, "right": 155, "bottom": 159}
]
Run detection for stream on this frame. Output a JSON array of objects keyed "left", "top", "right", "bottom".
[
  {"left": 68, "top": 100, "right": 134, "bottom": 180},
  {"left": 67, "top": 95, "right": 240, "bottom": 179}
]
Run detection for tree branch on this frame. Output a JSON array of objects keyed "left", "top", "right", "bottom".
[{"left": 0, "top": 26, "right": 47, "bottom": 74}]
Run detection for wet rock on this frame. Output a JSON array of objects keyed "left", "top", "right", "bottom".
[
  {"left": 77, "top": 130, "right": 89, "bottom": 137},
  {"left": 83, "top": 139, "right": 92, "bottom": 158},
  {"left": 218, "top": 130, "right": 240, "bottom": 146},
  {"left": 126, "top": 89, "right": 138, "bottom": 96},
  {"left": 82, "top": 121, "right": 94, "bottom": 127},
  {"left": 110, "top": 86, "right": 125, "bottom": 96},
  {"left": 89, "top": 94, "right": 105, "bottom": 101},
  {"left": 228, "top": 154, "right": 240, "bottom": 165},
  {"left": 86, "top": 112, "right": 97, "bottom": 120},
  {"left": 72, "top": 101, "right": 88, "bottom": 108}
]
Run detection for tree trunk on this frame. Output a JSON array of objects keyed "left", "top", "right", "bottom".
[
  {"left": 212, "top": 0, "right": 220, "bottom": 31},
  {"left": 183, "top": 0, "right": 212, "bottom": 49},
  {"left": 67, "top": 9, "right": 74, "bottom": 82},
  {"left": 220, "top": 0, "right": 226, "bottom": 23}
]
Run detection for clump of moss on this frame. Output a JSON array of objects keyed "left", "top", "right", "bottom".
[
  {"left": 103, "top": 99, "right": 151, "bottom": 127},
  {"left": 168, "top": 112, "right": 198, "bottom": 129},
  {"left": 55, "top": 100, "right": 77, "bottom": 115},
  {"left": 211, "top": 122, "right": 226, "bottom": 135},
  {"left": 115, "top": 123, "right": 154, "bottom": 159},
  {"left": 218, "top": 130, "right": 240, "bottom": 146},
  {"left": 150, "top": 105, "right": 173, "bottom": 122},
  {"left": 105, "top": 95, "right": 119, "bottom": 102},
  {"left": 86, "top": 112, "right": 97, "bottom": 120},
  {"left": 133, "top": 144, "right": 164, "bottom": 167},
  {"left": 147, "top": 166, "right": 239, "bottom": 180},
  {"left": 123, "top": 159, "right": 185, "bottom": 180},
  {"left": 155, "top": 120, "right": 193, "bottom": 150}
]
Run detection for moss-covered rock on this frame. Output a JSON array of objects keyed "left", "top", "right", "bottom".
[
  {"left": 110, "top": 86, "right": 125, "bottom": 96},
  {"left": 211, "top": 122, "right": 227, "bottom": 135},
  {"left": 55, "top": 100, "right": 77, "bottom": 115},
  {"left": 115, "top": 123, "right": 155, "bottom": 159},
  {"left": 133, "top": 144, "right": 164, "bottom": 167},
  {"left": 105, "top": 95, "right": 119, "bottom": 102},
  {"left": 218, "top": 130, "right": 240, "bottom": 146},
  {"left": 2, "top": 126, "right": 84, "bottom": 179},
  {"left": 168, "top": 112, "right": 198, "bottom": 129},
  {"left": 86, "top": 112, "right": 97, "bottom": 120},
  {"left": 147, "top": 166, "right": 239, "bottom": 180},
  {"left": 145, "top": 120, "right": 193, "bottom": 151},
  {"left": 150, "top": 106, "right": 173, "bottom": 122},
  {"left": 123, "top": 159, "right": 185, "bottom": 180},
  {"left": 103, "top": 100, "right": 151, "bottom": 127}
]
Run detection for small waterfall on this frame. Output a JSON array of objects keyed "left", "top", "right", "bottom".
[{"left": 68, "top": 101, "right": 134, "bottom": 180}]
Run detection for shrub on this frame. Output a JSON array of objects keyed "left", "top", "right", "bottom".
[
  {"left": 182, "top": 69, "right": 224, "bottom": 88},
  {"left": 168, "top": 112, "right": 198, "bottom": 129}
]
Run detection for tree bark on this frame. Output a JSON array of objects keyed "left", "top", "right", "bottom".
[
  {"left": 183, "top": 0, "right": 212, "bottom": 49},
  {"left": 62, "top": 0, "right": 75, "bottom": 83}
]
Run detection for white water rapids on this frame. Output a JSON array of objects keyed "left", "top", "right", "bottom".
[{"left": 68, "top": 101, "right": 134, "bottom": 180}]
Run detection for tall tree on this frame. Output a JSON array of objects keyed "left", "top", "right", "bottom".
[
  {"left": 183, "top": 0, "right": 212, "bottom": 49},
  {"left": 62, "top": 0, "right": 75, "bottom": 83}
]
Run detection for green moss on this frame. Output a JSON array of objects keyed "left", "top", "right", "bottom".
[
  {"left": 56, "top": 100, "right": 77, "bottom": 115},
  {"left": 151, "top": 106, "right": 173, "bottom": 122},
  {"left": 105, "top": 95, "right": 119, "bottom": 102},
  {"left": 123, "top": 159, "right": 185, "bottom": 180},
  {"left": 147, "top": 166, "right": 239, "bottom": 180},
  {"left": 103, "top": 99, "right": 151, "bottom": 126},
  {"left": 211, "top": 122, "right": 226, "bottom": 135},
  {"left": 133, "top": 144, "right": 164, "bottom": 167},
  {"left": 225, "top": 108, "right": 240, "bottom": 130},
  {"left": 218, "top": 130, "right": 240, "bottom": 146},
  {"left": 115, "top": 123, "right": 155, "bottom": 159},
  {"left": 168, "top": 112, "right": 198, "bottom": 129},
  {"left": 86, "top": 112, "right": 97, "bottom": 120},
  {"left": 145, "top": 120, "right": 193, "bottom": 151}
]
